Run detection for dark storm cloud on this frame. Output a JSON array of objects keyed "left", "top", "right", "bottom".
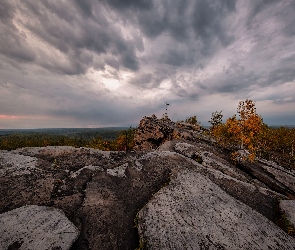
[
  {"left": 104, "top": 0, "right": 153, "bottom": 10},
  {"left": 129, "top": 72, "right": 167, "bottom": 89},
  {"left": 0, "top": 0, "right": 36, "bottom": 63},
  {"left": 0, "top": 0, "right": 295, "bottom": 128},
  {"left": 0, "top": 0, "right": 15, "bottom": 23},
  {"left": 264, "top": 67, "right": 295, "bottom": 87},
  {"left": 135, "top": 0, "right": 237, "bottom": 49},
  {"left": 1, "top": 0, "right": 237, "bottom": 76},
  {"left": 73, "top": 0, "right": 93, "bottom": 17},
  {"left": 191, "top": 1, "right": 237, "bottom": 54},
  {"left": 159, "top": 48, "right": 197, "bottom": 67},
  {"left": 0, "top": 28, "right": 36, "bottom": 63},
  {"left": 2, "top": 0, "right": 141, "bottom": 74}
]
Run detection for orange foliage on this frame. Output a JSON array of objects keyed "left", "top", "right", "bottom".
[{"left": 211, "top": 99, "right": 264, "bottom": 161}]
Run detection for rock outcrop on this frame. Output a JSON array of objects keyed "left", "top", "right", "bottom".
[
  {"left": 137, "top": 168, "right": 295, "bottom": 249},
  {"left": 0, "top": 115, "right": 295, "bottom": 249},
  {"left": 0, "top": 205, "right": 79, "bottom": 250},
  {"left": 134, "top": 115, "right": 208, "bottom": 150}
]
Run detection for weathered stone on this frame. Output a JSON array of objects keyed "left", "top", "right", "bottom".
[
  {"left": 134, "top": 115, "right": 175, "bottom": 150},
  {"left": 0, "top": 151, "right": 39, "bottom": 177},
  {"left": 0, "top": 173, "right": 55, "bottom": 213},
  {"left": 258, "top": 158, "right": 295, "bottom": 193},
  {"left": 0, "top": 115, "right": 294, "bottom": 249},
  {"left": 133, "top": 115, "right": 205, "bottom": 150},
  {"left": 0, "top": 205, "right": 79, "bottom": 250},
  {"left": 280, "top": 200, "right": 295, "bottom": 228},
  {"left": 137, "top": 168, "right": 295, "bottom": 249},
  {"left": 72, "top": 153, "right": 179, "bottom": 249}
]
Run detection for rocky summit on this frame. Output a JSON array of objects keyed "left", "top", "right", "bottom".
[{"left": 0, "top": 115, "right": 295, "bottom": 249}]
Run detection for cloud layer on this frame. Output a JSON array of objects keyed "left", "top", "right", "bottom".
[{"left": 0, "top": 0, "right": 294, "bottom": 128}]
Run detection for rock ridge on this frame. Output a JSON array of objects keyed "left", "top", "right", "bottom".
[{"left": 0, "top": 115, "right": 294, "bottom": 249}]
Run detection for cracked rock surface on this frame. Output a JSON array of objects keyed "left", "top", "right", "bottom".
[
  {"left": 137, "top": 168, "right": 295, "bottom": 249},
  {"left": 0, "top": 205, "right": 79, "bottom": 250},
  {"left": 0, "top": 116, "right": 295, "bottom": 249}
]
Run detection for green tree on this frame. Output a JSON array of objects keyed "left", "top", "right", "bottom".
[{"left": 209, "top": 111, "right": 223, "bottom": 128}]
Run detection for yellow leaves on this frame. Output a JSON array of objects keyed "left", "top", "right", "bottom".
[
  {"left": 238, "top": 99, "right": 256, "bottom": 120},
  {"left": 211, "top": 99, "right": 264, "bottom": 162}
]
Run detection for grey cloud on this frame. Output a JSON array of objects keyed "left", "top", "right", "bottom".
[
  {"left": 12, "top": 1, "right": 140, "bottom": 74},
  {"left": 247, "top": 0, "right": 295, "bottom": 37},
  {"left": 159, "top": 48, "right": 196, "bottom": 67},
  {"left": 126, "top": 0, "right": 237, "bottom": 69},
  {"left": 171, "top": 75, "right": 201, "bottom": 100},
  {"left": 120, "top": 50, "right": 139, "bottom": 71},
  {"left": 129, "top": 71, "right": 168, "bottom": 89},
  {"left": 73, "top": 0, "right": 93, "bottom": 17},
  {"left": 129, "top": 73, "right": 152, "bottom": 87},
  {"left": 104, "top": 0, "right": 153, "bottom": 11},
  {"left": 0, "top": 25, "right": 36, "bottom": 63},
  {"left": 0, "top": 1, "right": 36, "bottom": 63},
  {"left": 207, "top": 63, "right": 260, "bottom": 94},
  {"left": 247, "top": 0, "right": 280, "bottom": 26},
  {"left": 2, "top": 0, "right": 237, "bottom": 76},
  {"left": 191, "top": 1, "right": 236, "bottom": 54},
  {"left": 280, "top": 2, "right": 295, "bottom": 36},
  {"left": 0, "top": 0, "right": 295, "bottom": 128},
  {"left": 0, "top": 0, "right": 15, "bottom": 23},
  {"left": 136, "top": 1, "right": 191, "bottom": 40},
  {"left": 273, "top": 97, "right": 295, "bottom": 105},
  {"left": 264, "top": 67, "right": 295, "bottom": 87}
]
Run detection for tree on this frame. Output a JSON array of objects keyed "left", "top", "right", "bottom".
[
  {"left": 210, "top": 99, "right": 264, "bottom": 161},
  {"left": 209, "top": 111, "right": 223, "bottom": 128},
  {"left": 237, "top": 99, "right": 263, "bottom": 153},
  {"left": 185, "top": 116, "right": 200, "bottom": 126},
  {"left": 115, "top": 126, "right": 136, "bottom": 151}
]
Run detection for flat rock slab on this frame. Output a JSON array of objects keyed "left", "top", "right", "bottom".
[
  {"left": 137, "top": 168, "right": 295, "bottom": 249},
  {"left": 0, "top": 151, "right": 38, "bottom": 177},
  {"left": 0, "top": 205, "right": 79, "bottom": 250}
]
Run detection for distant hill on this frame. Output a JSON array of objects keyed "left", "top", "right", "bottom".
[{"left": 0, "top": 127, "right": 128, "bottom": 141}]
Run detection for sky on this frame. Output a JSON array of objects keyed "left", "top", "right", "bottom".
[{"left": 0, "top": 0, "right": 295, "bottom": 129}]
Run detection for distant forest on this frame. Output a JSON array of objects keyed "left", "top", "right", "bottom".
[{"left": 0, "top": 127, "right": 135, "bottom": 151}]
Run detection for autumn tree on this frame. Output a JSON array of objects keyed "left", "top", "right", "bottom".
[
  {"left": 238, "top": 100, "right": 263, "bottom": 147},
  {"left": 185, "top": 115, "right": 200, "bottom": 126},
  {"left": 115, "top": 126, "right": 136, "bottom": 151},
  {"left": 210, "top": 100, "right": 264, "bottom": 161}
]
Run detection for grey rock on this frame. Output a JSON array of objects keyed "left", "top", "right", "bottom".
[
  {"left": 0, "top": 115, "right": 295, "bottom": 249},
  {"left": 258, "top": 158, "right": 295, "bottom": 193},
  {"left": 280, "top": 200, "right": 295, "bottom": 228},
  {"left": 133, "top": 115, "right": 205, "bottom": 151},
  {"left": 0, "top": 151, "right": 39, "bottom": 177},
  {"left": 137, "top": 168, "right": 295, "bottom": 249},
  {"left": 0, "top": 205, "right": 79, "bottom": 250}
]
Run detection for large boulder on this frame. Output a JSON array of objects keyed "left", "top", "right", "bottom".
[
  {"left": 134, "top": 115, "right": 207, "bottom": 151},
  {"left": 137, "top": 167, "right": 295, "bottom": 249},
  {"left": 0, "top": 205, "right": 79, "bottom": 250},
  {"left": 134, "top": 115, "right": 176, "bottom": 150}
]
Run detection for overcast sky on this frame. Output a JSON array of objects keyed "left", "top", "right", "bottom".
[{"left": 0, "top": 0, "right": 294, "bottom": 129}]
